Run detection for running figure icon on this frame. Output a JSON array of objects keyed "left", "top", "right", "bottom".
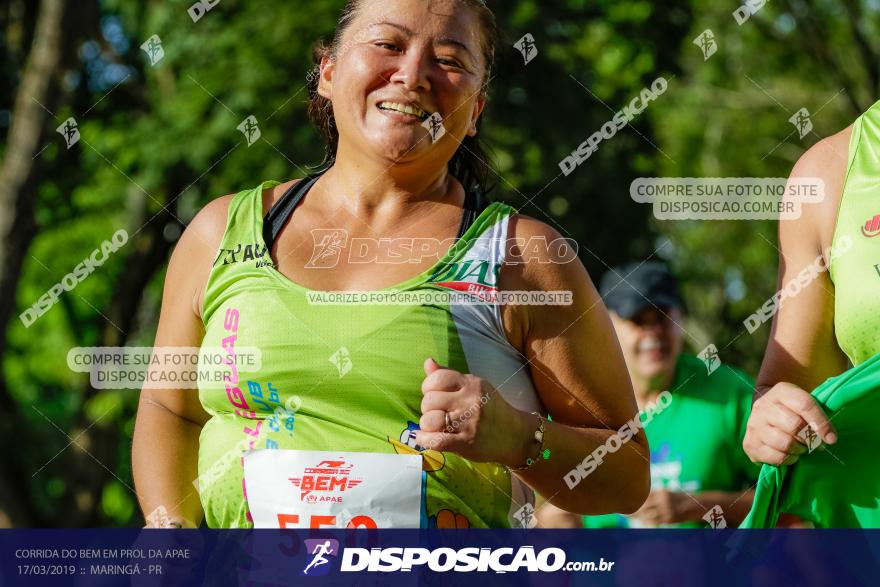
[{"left": 303, "top": 540, "right": 335, "bottom": 575}]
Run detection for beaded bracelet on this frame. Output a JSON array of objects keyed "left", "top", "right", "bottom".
[{"left": 509, "top": 412, "right": 550, "bottom": 471}]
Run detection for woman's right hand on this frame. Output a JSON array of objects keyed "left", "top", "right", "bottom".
[{"left": 743, "top": 382, "right": 837, "bottom": 466}]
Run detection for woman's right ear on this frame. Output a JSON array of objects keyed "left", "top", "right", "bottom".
[{"left": 317, "top": 55, "right": 334, "bottom": 100}]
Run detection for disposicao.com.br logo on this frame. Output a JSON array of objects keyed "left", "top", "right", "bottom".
[{"left": 300, "top": 541, "right": 615, "bottom": 575}]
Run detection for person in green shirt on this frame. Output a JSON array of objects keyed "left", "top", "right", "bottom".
[{"left": 538, "top": 262, "right": 759, "bottom": 528}]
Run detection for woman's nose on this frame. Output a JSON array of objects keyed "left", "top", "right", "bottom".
[{"left": 389, "top": 49, "right": 431, "bottom": 92}]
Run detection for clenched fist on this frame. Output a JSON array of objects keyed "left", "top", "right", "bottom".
[{"left": 414, "top": 358, "right": 530, "bottom": 468}]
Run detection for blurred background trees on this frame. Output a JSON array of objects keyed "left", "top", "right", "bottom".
[{"left": 0, "top": 0, "right": 874, "bottom": 526}]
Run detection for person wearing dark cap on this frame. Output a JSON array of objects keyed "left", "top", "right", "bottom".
[{"left": 538, "top": 262, "right": 759, "bottom": 528}]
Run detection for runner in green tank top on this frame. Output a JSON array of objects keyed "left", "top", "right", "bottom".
[
  {"left": 133, "top": 0, "right": 650, "bottom": 529},
  {"left": 197, "top": 179, "right": 538, "bottom": 527},
  {"left": 743, "top": 99, "right": 880, "bottom": 526}
]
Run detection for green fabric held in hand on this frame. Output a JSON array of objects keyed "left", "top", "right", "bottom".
[{"left": 740, "top": 351, "right": 880, "bottom": 528}]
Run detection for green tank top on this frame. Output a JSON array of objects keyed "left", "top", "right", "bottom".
[
  {"left": 829, "top": 99, "right": 880, "bottom": 365},
  {"left": 195, "top": 179, "right": 542, "bottom": 528}
]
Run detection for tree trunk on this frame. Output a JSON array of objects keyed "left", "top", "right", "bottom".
[{"left": 0, "top": 0, "right": 67, "bottom": 528}]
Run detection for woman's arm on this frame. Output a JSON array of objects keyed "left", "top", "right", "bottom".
[
  {"left": 538, "top": 489, "right": 755, "bottom": 528},
  {"left": 742, "top": 128, "right": 852, "bottom": 466},
  {"left": 534, "top": 498, "right": 584, "bottom": 528},
  {"left": 132, "top": 195, "right": 231, "bottom": 527},
  {"left": 631, "top": 488, "right": 754, "bottom": 526},
  {"left": 503, "top": 215, "right": 650, "bottom": 515},
  {"left": 415, "top": 215, "right": 650, "bottom": 516}
]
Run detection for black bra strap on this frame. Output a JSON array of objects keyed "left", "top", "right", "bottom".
[
  {"left": 456, "top": 185, "right": 487, "bottom": 239},
  {"left": 263, "top": 171, "right": 487, "bottom": 249},
  {"left": 262, "top": 172, "right": 325, "bottom": 251}
]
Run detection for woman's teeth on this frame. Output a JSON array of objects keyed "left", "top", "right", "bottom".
[
  {"left": 378, "top": 101, "right": 428, "bottom": 120},
  {"left": 638, "top": 339, "right": 663, "bottom": 352}
]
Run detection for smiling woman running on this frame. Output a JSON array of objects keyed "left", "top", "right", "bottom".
[{"left": 132, "top": 0, "right": 649, "bottom": 529}]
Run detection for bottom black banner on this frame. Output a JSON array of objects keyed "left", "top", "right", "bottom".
[{"left": 2, "top": 529, "right": 878, "bottom": 586}]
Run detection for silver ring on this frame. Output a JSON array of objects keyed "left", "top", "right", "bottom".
[{"left": 444, "top": 411, "right": 453, "bottom": 431}]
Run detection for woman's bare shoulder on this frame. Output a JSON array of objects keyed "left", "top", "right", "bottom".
[
  {"left": 789, "top": 124, "right": 853, "bottom": 248},
  {"left": 174, "top": 181, "right": 303, "bottom": 317},
  {"left": 183, "top": 193, "right": 235, "bottom": 253},
  {"left": 505, "top": 213, "right": 579, "bottom": 278},
  {"left": 182, "top": 178, "right": 304, "bottom": 254}
]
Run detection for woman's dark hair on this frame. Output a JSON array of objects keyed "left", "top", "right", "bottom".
[{"left": 307, "top": 0, "right": 498, "bottom": 196}]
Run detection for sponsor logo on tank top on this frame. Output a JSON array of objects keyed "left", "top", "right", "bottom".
[
  {"left": 213, "top": 243, "right": 274, "bottom": 268},
  {"left": 427, "top": 260, "right": 501, "bottom": 299},
  {"left": 289, "top": 459, "right": 363, "bottom": 503},
  {"left": 862, "top": 213, "right": 880, "bottom": 237}
]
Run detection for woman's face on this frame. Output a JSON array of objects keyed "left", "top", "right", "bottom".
[
  {"left": 611, "top": 307, "right": 684, "bottom": 385},
  {"left": 318, "top": 0, "right": 487, "bottom": 165}
]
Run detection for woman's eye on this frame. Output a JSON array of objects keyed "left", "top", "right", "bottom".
[
  {"left": 376, "top": 42, "right": 399, "bottom": 51},
  {"left": 437, "top": 58, "right": 462, "bottom": 68}
]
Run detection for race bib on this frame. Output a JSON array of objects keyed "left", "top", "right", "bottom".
[{"left": 243, "top": 449, "right": 423, "bottom": 529}]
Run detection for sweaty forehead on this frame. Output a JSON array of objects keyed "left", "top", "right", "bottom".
[{"left": 349, "top": 0, "right": 483, "bottom": 53}]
